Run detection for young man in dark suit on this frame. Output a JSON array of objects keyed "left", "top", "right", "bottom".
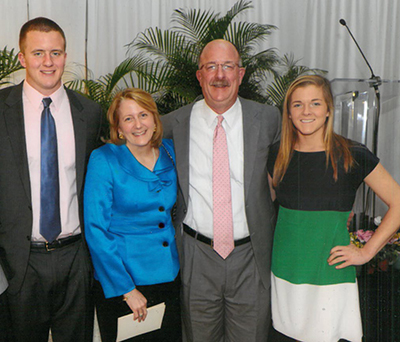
[{"left": 0, "top": 17, "right": 102, "bottom": 342}]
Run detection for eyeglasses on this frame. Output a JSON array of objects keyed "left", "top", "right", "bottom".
[{"left": 199, "top": 62, "right": 242, "bottom": 73}]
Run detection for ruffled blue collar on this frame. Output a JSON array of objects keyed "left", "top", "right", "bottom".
[{"left": 107, "top": 142, "right": 175, "bottom": 192}]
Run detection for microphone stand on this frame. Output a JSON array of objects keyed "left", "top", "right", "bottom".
[{"left": 340, "top": 19, "right": 381, "bottom": 224}]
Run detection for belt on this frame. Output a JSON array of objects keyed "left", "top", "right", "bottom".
[
  {"left": 183, "top": 224, "right": 250, "bottom": 248},
  {"left": 30, "top": 234, "right": 81, "bottom": 252}
]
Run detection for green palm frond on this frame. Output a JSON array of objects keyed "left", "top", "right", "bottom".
[
  {"left": 225, "top": 0, "right": 253, "bottom": 18},
  {"left": 86, "top": 77, "right": 113, "bottom": 103},
  {"left": 172, "top": 0, "right": 253, "bottom": 48},
  {"left": 266, "top": 53, "right": 327, "bottom": 110},
  {"left": 65, "top": 55, "right": 158, "bottom": 113},
  {"left": 152, "top": 88, "right": 193, "bottom": 115},
  {"left": 106, "top": 55, "right": 148, "bottom": 91},
  {"left": 265, "top": 75, "right": 290, "bottom": 108},
  {"left": 68, "top": 76, "right": 117, "bottom": 113},
  {"left": 244, "top": 50, "right": 280, "bottom": 77},
  {"left": 172, "top": 8, "right": 218, "bottom": 44},
  {"left": 0, "top": 46, "right": 23, "bottom": 86},
  {"left": 209, "top": 0, "right": 253, "bottom": 41},
  {"left": 132, "top": 28, "right": 188, "bottom": 61},
  {"left": 227, "top": 22, "right": 277, "bottom": 56}
]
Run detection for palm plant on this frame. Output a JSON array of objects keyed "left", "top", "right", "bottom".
[
  {"left": 266, "top": 53, "right": 326, "bottom": 112},
  {"left": 128, "top": 0, "right": 281, "bottom": 113},
  {"left": 65, "top": 55, "right": 156, "bottom": 114},
  {"left": 65, "top": 0, "right": 325, "bottom": 115},
  {"left": 0, "top": 46, "right": 23, "bottom": 87}
]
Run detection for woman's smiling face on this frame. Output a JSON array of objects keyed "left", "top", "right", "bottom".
[
  {"left": 118, "top": 99, "right": 155, "bottom": 151},
  {"left": 289, "top": 84, "right": 329, "bottom": 141}
]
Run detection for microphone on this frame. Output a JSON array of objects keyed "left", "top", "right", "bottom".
[
  {"left": 339, "top": 18, "right": 379, "bottom": 83},
  {"left": 339, "top": 18, "right": 381, "bottom": 211}
]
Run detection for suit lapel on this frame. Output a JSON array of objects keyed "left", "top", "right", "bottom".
[
  {"left": 4, "top": 84, "right": 31, "bottom": 201},
  {"left": 172, "top": 106, "right": 192, "bottom": 205},
  {"left": 66, "top": 88, "right": 86, "bottom": 197},
  {"left": 2, "top": 85, "right": 88, "bottom": 203},
  {"left": 241, "top": 98, "right": 260, "bottom": 200}
]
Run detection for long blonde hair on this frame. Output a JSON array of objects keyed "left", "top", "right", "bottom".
[{"left": 272, "top": 75, "right": 354, "bottom": 187}]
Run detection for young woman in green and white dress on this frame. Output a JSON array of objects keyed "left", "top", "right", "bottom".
[{"left": 267, "top": 75, "right": 400, "bottom": 342}]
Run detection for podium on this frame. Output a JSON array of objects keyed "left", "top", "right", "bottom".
[
  {"left": 331, "top": 78, "right": 400, "bottom": 228},
  {"left": 332, "top": 79, "right": 400, "bottom": 342}
]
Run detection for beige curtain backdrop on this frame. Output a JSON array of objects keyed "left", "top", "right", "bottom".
[
  {"left": 1, "top": 0, "right": 400, "bottom": 215},
  {"left": 2, "top": 0, "right": 399, "bottom": 80}
]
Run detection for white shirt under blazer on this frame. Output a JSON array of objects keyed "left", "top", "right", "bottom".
[{"left": 184, "top": 98, "right": 250, "bottom": 240}]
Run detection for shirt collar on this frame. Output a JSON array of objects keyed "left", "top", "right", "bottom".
[
  {"left": 199, "top": 98, "right": 241, "bottom": 129},
  {"left": 23, "top": 80, "right": 67, "bottom": 111}
]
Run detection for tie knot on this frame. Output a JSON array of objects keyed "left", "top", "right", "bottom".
[
  {"left": 217, "top": 115, "right": 224, "bottom": 126},
  {"left": 42, "top": 97, "right": 52, "bottom": 108}
]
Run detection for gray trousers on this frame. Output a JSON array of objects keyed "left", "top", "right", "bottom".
[{"left": 181, "top": 231, "right": 271, "bottom": 342}]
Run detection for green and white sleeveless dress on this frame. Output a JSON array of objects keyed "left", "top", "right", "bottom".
[{"left": 267, "top": 141, "right": 379, "bottom": 342}]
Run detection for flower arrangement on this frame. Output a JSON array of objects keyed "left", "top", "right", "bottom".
[{"left": 350, "top": 228, "right": 400, "bottom": 273}]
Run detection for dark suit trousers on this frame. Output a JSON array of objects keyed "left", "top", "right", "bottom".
[
  {"left": 7, "top": 240, "right": 94, "bottom": 342},
  {"left": 93, "top": 276, "right": 181, "bottom": 342},
  {"left": 0, "top": 290, "right": 13, "bottom": 342}
]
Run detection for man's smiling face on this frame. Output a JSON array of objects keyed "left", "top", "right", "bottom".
[
  {"left": 18, "top": 30, "right": 66, "bottom": 96},
  {"left": 196, "top": 40, "right": 245, "bottom": 114}
]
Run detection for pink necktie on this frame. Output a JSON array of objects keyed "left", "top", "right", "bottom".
[{"left": 213, "top": 115, "right": 234, "bottom": 259}]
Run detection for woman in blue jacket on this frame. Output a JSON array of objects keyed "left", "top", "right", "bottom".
[{"left": 84, "top": 88, "right": 180, "bottom": 341}]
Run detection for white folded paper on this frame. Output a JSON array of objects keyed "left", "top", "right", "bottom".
[{"left": 116, "top": 302, "right": 166, "bottom": 341}]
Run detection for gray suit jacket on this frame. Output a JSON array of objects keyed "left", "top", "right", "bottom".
[
  {"left": 161, "top": 97, "right": 281, "bottom": 289},
  {"left": 0, "top": 82, "right": 103, "bottom": 294}
]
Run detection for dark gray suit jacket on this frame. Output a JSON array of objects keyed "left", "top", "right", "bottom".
[
  {"left": 161, "top": 97, "right": 281, "bottom": 289},
  {"left": 0, "top": 82, "right": 102, "bottom": 294}
]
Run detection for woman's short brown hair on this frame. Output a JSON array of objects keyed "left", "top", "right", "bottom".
[{"left": 106, "top": 88, "right": 163, "bottom": 148}]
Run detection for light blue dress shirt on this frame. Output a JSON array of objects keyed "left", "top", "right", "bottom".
[{"left": 84, "top": 139, "right": 179, "bottom": 298}]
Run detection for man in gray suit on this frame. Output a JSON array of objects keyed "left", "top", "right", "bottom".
[{"left": 162, "top": 40, "right": 281, "bottom": 341}]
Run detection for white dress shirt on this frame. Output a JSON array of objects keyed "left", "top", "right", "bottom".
[
  {"left": 23, "top": 81, "right": 80, "bottom": 241},
  {"left": 184, "top": 99, "right": 250, "bottom": 240}
]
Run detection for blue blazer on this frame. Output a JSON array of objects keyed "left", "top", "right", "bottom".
[{"left": 84, "top": 139, "right": 179, "bottom": 298}]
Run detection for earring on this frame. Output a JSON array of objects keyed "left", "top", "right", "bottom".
[
  {"left": 153, "top": 124, "right": 157, "bottom": 133},
  {"left": 119, "top": 132, "right": 124, "bottom": 139}
]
